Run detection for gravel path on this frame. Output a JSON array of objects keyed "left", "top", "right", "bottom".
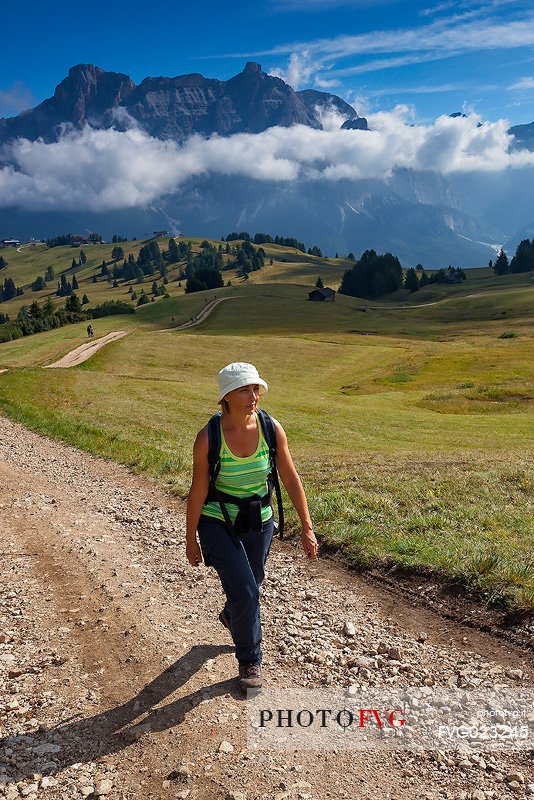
[
  {"left": 43, "top": 333, "right": 129, "bottom": 369},
  {"left": 0, "top": 414, "right": 532, "bottom": 800},
  {"left": 160, "top": 297, "right": 243, "bottom": 332}
]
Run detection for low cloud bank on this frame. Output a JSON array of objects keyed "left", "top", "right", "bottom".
[{"left": 1, "top": 110, "right": 533, "bottom": 212}]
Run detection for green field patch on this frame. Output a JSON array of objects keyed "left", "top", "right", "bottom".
[
  {"left": 307, "top": 456, "right": 533, "bottom": 609},
  {"left": 385, "top": 370, "right": 416, "bottom": 384},
  {"left": 420, "top": 384, "right": 534, "bottom": 415}
]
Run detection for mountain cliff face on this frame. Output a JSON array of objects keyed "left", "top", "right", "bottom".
[
  {"left": 0, "top": 65, "right": 136, "bottom": 143},
  {"left": 509, "top": 121, "right": 534, "bottom": 151},
  {"left": 0, "top": 62, "right": 363, "bottom": 143}
]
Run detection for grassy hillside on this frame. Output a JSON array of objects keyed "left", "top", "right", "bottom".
[
  {"left": 2, "top": 237, "right": 532, "bottom": 323},
  {"left": 0, "top": 237, "right": 533, "bottom": 610}
]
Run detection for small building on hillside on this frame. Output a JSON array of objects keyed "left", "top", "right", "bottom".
[
  {"left": 68, "top": 235, "right": 92, "bottom": 245},
  {"left": 1, "top": 239, "right": 20, "bottom": 247},
  {"left": 308, "top": 287, "right": 336, "bottom": 302}
]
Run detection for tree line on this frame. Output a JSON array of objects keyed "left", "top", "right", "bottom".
[
  {"left": 492, "top": 238, "right": 534, "bottom": 275},
  {"left": 0, "top": 298, "right": 134, "bottom": 344},
  {"left": 223, "top": 231, "right": 327, "bottom": 256},
  {"left": 338, "top": 251, "right": 466, "bottom": 300},
  {"left": 46, "top": 233, "right": 102, "bottom": 248}
]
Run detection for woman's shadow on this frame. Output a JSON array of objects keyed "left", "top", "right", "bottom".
[{"left": 2, "top": 643, "right": 237, "bottom": 781}]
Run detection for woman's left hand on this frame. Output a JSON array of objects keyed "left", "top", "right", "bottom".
[{"left": 301, "top": 528, "right": 318, "bottom": 560}]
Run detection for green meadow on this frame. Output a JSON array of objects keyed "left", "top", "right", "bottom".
[{"left": 0, "top": 239, "right": 533, "bottom": 610}]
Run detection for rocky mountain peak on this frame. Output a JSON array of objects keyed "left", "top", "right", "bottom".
[
  {"left": 67, "top": 63, "right": 105, "bottom": 80},
  {"left": 0, "top": 62, "right": 360, "bottom": 144},
  {"left": 54, "top": 64, "right": 134, "bottom": 106}
]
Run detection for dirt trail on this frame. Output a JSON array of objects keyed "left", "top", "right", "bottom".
[
  {"left": 366, "top": 290, "right": 505, "bottom": 311},
  {"left": 43, "top": 332, "right": 128, "bottom": 369},
  {"left": 0, "top": 415, "right": 532, "bottom": 800},
  {"left": 161, "top": 297, "right": 242, "bottom": 332}
]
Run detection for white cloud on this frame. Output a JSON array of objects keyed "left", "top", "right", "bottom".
[
  {"left": 243, "top": 11, "right": 534, "bottom": 78},
  {"left": 364, "top": 82, "right": 463, "bottom": 99},
  {"left": 1, "top": 113, "right": 533, "bottom": 212},
  {"left": 420, "top": 1, "right": 459, "bottom": 17},
  {"left": 314, "top": 76, "right": 340, "bottom": 89},
  {"left": 509, "top": 76, "right": 534, "bottom": 90},
  {"left": 269, "top": 52, "right": 314, "bottom": 89},
  {"left": 319, "top": 16, "right": 534, "bottom": 64},
  {"left": 419, "top": 0, "right": 518, "bottom": 18},
  {"left": 312, "top": 104, "right": 348, "bottom": 130},
  {"left": 269, "top": 52, "right": 340, "bottom": 91}
]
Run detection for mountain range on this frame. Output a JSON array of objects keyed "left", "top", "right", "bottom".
[
  {"left": 1, "top": 63, "right": 533, "bottom": 267},
  {"left": 0, "top": 62, "right": 363, "bottom": 144}
]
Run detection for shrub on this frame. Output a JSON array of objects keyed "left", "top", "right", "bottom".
[{"left": 88, "top": 300, "right": 135, "bottom": 318}]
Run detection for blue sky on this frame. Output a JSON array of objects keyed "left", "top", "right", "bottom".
[{"left": 1, "top": 0, "right": 533, "bottom": 125}]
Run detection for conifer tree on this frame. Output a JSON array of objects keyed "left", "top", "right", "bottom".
[
  {"left": 43, "top": 296, "right": 55, "bottom": 316},
  {"left": 65, "top": 293, "right": 82, "bottom": 313},
  {"left": 404, "top": 267, "right": 420, "bottom": 292},
  {"left": 1, "top": 277, "right": 17, "bottom": 301},
  {"left": 510, "top": 239, "right": 534, "bottom": 273},
  {"left": 168, "top": 238, "right": 179, "bottom": 263},
  {"left": 493, "top": 249, "right": 509, "bottom": 275}
]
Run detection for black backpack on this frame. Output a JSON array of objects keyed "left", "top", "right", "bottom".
[{"left": 206, "top": 409, "right": 284, "bottom": 547}]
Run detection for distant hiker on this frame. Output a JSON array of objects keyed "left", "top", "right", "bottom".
[
  {"left": 87, "top": 324, "right": 94, "bottom": 338},
  {"left": 186, "top": 362, "right": 317, "bottom": 692}
]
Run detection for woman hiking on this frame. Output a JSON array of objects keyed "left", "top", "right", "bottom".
[{"left": 186, "top": 362, "right": 317, "bottom": 692}]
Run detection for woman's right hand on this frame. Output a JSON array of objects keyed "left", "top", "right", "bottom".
[{"left": 186, "top": 540, "right": 203, "bottom": 567}]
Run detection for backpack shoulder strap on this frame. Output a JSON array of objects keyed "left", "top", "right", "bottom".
[
  {"left": 257, "top": 409, "right": 284, "bottom": 538},
  {"left": 206, "top": 412, "right": 240, "bottom": 548},
  {"left": 257, "top": 409, "right": 277, "bottom": 458},
  {"left": 207, "top": 412, "right": 222, "bottom": 483}
]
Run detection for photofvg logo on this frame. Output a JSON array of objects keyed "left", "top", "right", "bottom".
[{"left": 247, "top": 687, "right": 533, "bottom": 752}]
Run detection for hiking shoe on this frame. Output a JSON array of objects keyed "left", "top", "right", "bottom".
[
  {"left": 238, "top": 662, "right": 262, "bottom": 692},
  {"left": 218, "top": 609, "right": 231, "bottom": 631}
]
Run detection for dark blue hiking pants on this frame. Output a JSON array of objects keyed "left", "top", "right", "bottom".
[{"left": 197, "top": 514, "right": 274, "bottom": 666}]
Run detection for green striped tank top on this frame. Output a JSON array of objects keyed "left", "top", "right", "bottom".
[{"left": 202, "top": 414, "right": 273, "bottom": 525}]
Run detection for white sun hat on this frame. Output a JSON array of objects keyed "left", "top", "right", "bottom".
[{"left": 217, "top": 362, "right": 268, "bottom": 403}]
